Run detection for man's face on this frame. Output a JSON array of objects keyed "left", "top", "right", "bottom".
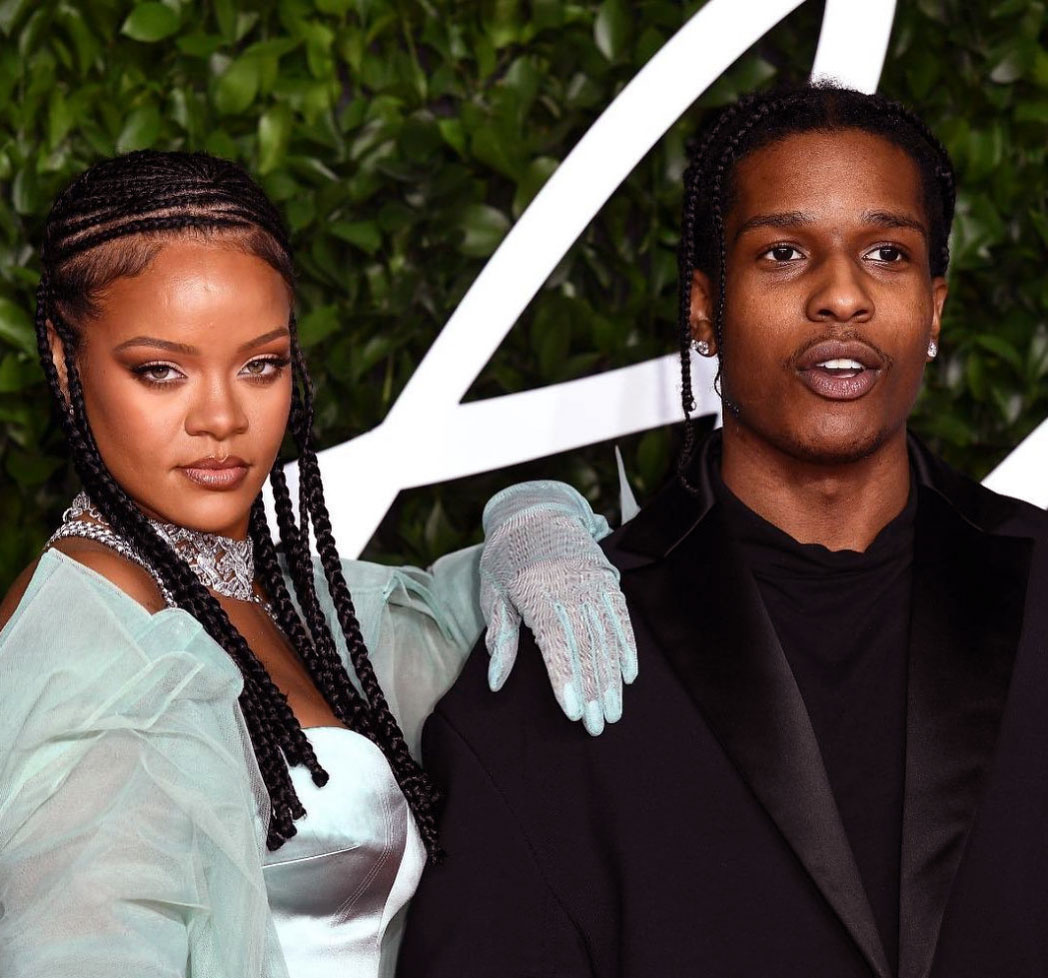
[{"left": 693, "top": 129, "right": 948, "bottom": 465}]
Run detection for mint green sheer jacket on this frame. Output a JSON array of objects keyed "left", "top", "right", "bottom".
[{"left": 0, "top": 545, "right": 484, "bottom": 978}]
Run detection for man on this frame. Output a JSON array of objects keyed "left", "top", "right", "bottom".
[{"left": 397, "top": 85, "right": 1048, "bottom": 977}]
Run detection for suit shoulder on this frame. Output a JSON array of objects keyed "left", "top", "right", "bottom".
[{"left": 428, "top": 626, "right": 572, "bottom": 762}]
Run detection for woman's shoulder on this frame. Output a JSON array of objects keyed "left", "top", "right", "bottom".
[
  {"left": 0, "top": 540, "right": 164, "bottom": 634},
  {"left": 0, "top": 549, "right": 242, "bottom": 742}
]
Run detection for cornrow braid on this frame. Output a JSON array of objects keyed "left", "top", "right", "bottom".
[
  {"left": 674, "top": 82, "right": 958, "bottom": 481},
  {"left": 36, "top": 150, "right": 442, "bottom": 855},
  {"left": 284, "top": 341, "right": 443, "bottom": 855}
]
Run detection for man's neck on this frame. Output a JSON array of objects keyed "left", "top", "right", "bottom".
[{"left": 719, "top": 424, "right": 911, "bottom": 553}]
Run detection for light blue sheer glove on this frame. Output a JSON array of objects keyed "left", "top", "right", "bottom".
[{"left": 479, "top": 480, "right": 638, "bottom": 736}]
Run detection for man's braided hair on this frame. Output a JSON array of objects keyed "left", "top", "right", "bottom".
[
  {"left": 676, "top": 82, "right": 957, "bottom": 476},
  {"left": 35, "top": 150, "right": 442, "bottom": 856}
]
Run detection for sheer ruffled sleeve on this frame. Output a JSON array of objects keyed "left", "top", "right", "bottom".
[
  {"left": 0, "top": 552, "right": 287, "bottom": 978},
  {"left": 323, "top": 548, "right": 483, "bottom": 760}
]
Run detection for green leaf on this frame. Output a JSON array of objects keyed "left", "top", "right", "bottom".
[
  {"left": 975, "top": 334, "right": 1023, "bottom": 372},
  {"left": 1015, "top": 100, "right": 1048, "bottom": 124},
  {"left": 297, "top": 304, "right": 341, "bottom": 347},
  {"left": 214, "top": 0, "right": 237, "bottom": 41},
  {"left": 5, "top": 447, "right": 60, "bottom": 486},
  {"left": 513, "top": 155, "right": 557, "bottom": 215},
  {"left": 0, "top": 353, "right": 38, "bottom": 392},
  {"left": 116, "top": 104, "right": 161, "bottom": 153},
  {"left": 0, "top": 298, "right": 34, "bottom": 355},
  {"left": 214, "top": 56, "right": 260, "bottom": 115},
  {"left": 176, "top": 32, "right": 222, "bottom": 57},
  {"left": 458, "top": 204, "right": 510, "bottom": 257},
  {"left": 120, "top": 2, "right": 180, "bottom": 42},
  {"left": 594, "top": 0, "right": 630, "bottom": 61},
  {"left": 11, "top": 167, "right": 39, "bottom": 215},
  {"left": 257, "top": 103, "right": 292, "bottom": 174},
  {"left": 48, "top": 89, "right": 75, "bottom": 148},
  {"left": 330, "top": 220, "right": 382, "bottom": 254},
  {"left": 0, "top": 0, "right": 31, "bottom": 36},
  {"left": 990, "top": 50, "right": 1025, "bottom": 84}
]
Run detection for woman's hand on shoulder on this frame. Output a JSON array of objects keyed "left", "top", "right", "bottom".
[{"left": 478, "top": 480, "right": 638, "bottom": 737}]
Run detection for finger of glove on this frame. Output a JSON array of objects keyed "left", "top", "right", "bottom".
[
  {"left": 530, "top": 599, "right": 586, "bottom": 722},
  {"left": 577, "top": 602, "right": 614, "bottom": 736},
  {"left": 603, "top": 590, "right": 639, "bottom": 685},
  {"left": 485, "top": 596, "right": 521, "bottom": 692},
  {"left": 591, "top": 602, "right": 627, "bottom": 727}
]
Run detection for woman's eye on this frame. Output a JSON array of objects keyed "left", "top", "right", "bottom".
[
  {"left": 132, "top": 363, "right": 182, "bottom": 384},
  {"left": 764, "top": 245, "right": 803, "bottom": 263},
  {"left": 867, "top": 245, "right": 905, "bottom": 263},
  {"left": 240, "top": 356, "right": 289, "bottom": 380}
]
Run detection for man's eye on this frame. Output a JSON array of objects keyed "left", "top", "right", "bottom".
[
  {"left": 764, "top": 245, "right": 803, "bottom": 262},
  {"left": 867, "top": 245, "right": 905, "bottom": 263}
]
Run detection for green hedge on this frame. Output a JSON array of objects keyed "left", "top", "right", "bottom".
[{"left": 0, "top": 0, "right": 1045, "bottom": 589}]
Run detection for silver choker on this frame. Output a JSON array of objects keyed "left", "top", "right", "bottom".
[{"left": 49, "top": 492, "right": 259, "bottom": 606}]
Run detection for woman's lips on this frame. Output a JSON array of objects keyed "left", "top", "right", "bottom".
[{"left": 179, "top": 457, "right": 249, "bottom": 490}]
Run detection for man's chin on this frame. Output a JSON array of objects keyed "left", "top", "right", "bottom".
[
  {"left": 778, "top": 427, "right": 893, "bottom": 466},
  {"left": 731, "top": 413, "right": 897, "bottom": 468}
]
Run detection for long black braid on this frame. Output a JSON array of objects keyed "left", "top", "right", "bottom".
[
  {"left": 35, "top": 150, "right": 441, "bottom": 856},
  {"left": 675, "top": 82, "right": 957, "bottom": 481}
]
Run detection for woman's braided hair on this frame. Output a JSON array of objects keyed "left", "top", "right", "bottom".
[
  {"left": 34, "top": 150, "right": 442, "bottom": 856},
  {"left": 676, "top": 82, "right": 957, "bottom": 478}
]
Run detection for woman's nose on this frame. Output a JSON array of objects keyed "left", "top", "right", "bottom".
[{"left": 184, "top": 378, "right": 249, "bottom": 440}]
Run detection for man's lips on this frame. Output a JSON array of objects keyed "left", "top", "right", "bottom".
[
  {"left": 179, "top": 456, "right": 249, "bottom": 490},
  {"left": 793, "top": 339, "right": 887, "bottom": 401}
]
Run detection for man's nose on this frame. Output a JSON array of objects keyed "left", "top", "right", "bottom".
[{"left": 805, "top": 253, "right": 874, "bottom": 324}]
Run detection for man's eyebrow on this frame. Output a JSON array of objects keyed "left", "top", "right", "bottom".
[
  {"left": 733, "top": 211, "right": 814, "bottom": 241},
  {"left": 861, "top": 209, "right": 928, "bottom": 238},
  {"left": 113, "top": 336, "right": 198, "bottom": 354},
  {"left": 237, "top": 327, "right": 290, "bottom": 353}
]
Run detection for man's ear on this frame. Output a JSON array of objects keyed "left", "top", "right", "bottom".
[
  {"left": 929, "top": 276, "right": 948, "bottom": 358},
  {"left": 689, "top": 269, "right": 716, "bottom": 354},
  {"left": 46, "top": 319, "right": 70, "bottom": 401}
]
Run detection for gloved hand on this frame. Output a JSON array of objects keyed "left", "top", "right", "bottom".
[{"left": 479, "top": 480, "right": 638, "bottom": 736}]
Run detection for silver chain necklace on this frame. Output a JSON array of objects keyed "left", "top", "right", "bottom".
[{"left": 48, "top": 492, "right": 262, "bottom": 608}]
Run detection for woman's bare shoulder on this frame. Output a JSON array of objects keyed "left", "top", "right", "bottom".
[{"left": 0, "top": 540, "right": 166, "bottom": 632}]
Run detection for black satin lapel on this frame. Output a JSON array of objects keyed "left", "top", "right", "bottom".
[
  {"left": 627, "top": 512, "right": 891, "bottom": 978},
  {"left": 899, "top": 491, "right": 1032, "bottom": 978}
]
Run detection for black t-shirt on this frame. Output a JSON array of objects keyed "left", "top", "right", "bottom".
[{"left": 714, "top": 471, "right": 915, "bottom": 972}]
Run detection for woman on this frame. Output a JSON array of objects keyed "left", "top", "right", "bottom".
[{"left": 0, "top": 151, "right": 634, "bottom": 977}]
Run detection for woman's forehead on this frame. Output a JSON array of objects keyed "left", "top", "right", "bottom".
[{"left": 85, "top": 240, "right": 292, "bottom": 347}]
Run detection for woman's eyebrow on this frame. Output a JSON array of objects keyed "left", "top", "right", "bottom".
[
  {"left": 112, "top": 327, "right": 290, "bottom": 356},
  {"left": 237, "top": 327, "right": 291, "bottom": 353},
  {"left": 113, "top": 336, "right": 197, "bottom": 354}
]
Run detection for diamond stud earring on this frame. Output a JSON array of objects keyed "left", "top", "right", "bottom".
[
  {"left": 927, "top": 340, "right": 938, "bottom": 359},
  {"left": 692, "top": 339, "right": 711, "bottom": 356}
]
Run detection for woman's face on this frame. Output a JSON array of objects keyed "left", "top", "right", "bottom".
[{"left": 63, "top": 238, "right": 293, "bottom": 539}]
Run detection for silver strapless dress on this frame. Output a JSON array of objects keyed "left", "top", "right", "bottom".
[{"left": 263, "top": 727, "right": 426, "bottom": 978}]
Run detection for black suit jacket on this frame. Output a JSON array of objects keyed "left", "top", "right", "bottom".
[{"left": 398, "top": 434, "right": 1048, "bottom": 978}]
